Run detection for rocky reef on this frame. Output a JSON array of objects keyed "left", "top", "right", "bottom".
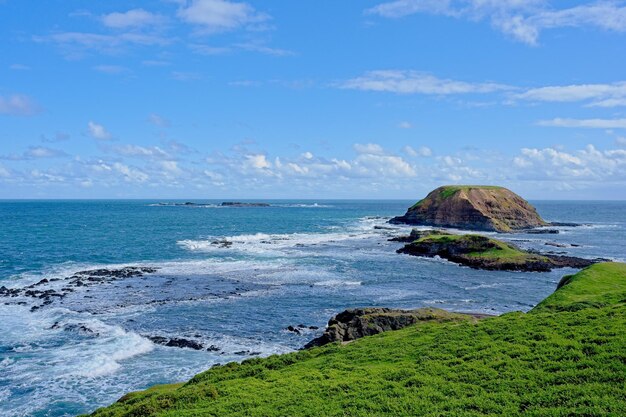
[
  {"left": 304, "top": 307, "right": 481, "bottom": 348},
  {"left": 395, "top": 231, "right": 603, "bottom": 272},
  {"left": 390, "top": 185, "right": 549, "bottom": 232}
]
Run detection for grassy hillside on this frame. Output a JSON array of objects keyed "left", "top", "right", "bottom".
[{"left": 88, "top": 263, "right": 626, "bottom": 417}]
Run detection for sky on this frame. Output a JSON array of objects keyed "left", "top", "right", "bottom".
[{"left": 1, "top": 0, "right": 626, "bottom": 200}]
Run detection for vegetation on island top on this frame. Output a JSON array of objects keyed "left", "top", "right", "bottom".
[
  {"left": 395, "top": 231, "right": 596, "bottom": 271},
  {"left": 87, "top": 263, "right": 626, "bottom": 417}
]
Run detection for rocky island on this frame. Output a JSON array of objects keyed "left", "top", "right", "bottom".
[
  {"left": 390, "top": 185, "right": 549, "bottom": 232},
  {"left": 394, "top": 230, "right": 602, "bottom": 271}
]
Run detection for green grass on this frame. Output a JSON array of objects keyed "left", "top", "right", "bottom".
[
  {"left": 533, "top": 262, "right": 626, "bottom": 312},
  {"left": 409, "top": 185, "right": 507, "bottom": 208},
  {"left": 87, "top": 263, "right": 626, "bottom": 417},
  {"left": 437, "top": 185, "right": 506, "bottom": 200},
  {"left": 415, "top": 233, "right": 550, "bottom": 264}
]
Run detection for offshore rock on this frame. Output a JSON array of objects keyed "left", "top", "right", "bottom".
[{"left": 390, "top": 186, "right": 548, "bottom": 233}]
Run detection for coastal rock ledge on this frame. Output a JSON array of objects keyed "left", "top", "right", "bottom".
[
  {"left": 304, "top": 307, "right": 483, "bottom": 349},
  {"left": 390, "top": 185, "right": 548, "bottom": 232}
]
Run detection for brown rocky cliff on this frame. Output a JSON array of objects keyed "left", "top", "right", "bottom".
[{"left": 390, "top": 186, "right": 547, "bottom": 232}]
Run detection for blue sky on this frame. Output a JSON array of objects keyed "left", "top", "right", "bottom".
[{"left": 1, "top": 0, "right": 626, "bottom": 199}]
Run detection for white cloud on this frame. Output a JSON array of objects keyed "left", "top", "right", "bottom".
[
  {"left": 0, "top": 164, "right": 10, "bottom": 178},
  {"left": 513, "top": 145, "right": 626, "bottom": 182},
  {"left": 177, "top": 0, "right": 269, "bottom": 33},
  {"left": 87, "top": 121, "right": 112, "bottom": 140},
  {"left": 340, "top": 70, "right": 509, "bottom": 94},
  {"left": 25, "top": 147, "right": 67, "bottom": 159},
  {"left": 101, "top": 9, "right": 165, "bottom": 29},
  {"left": 398, "top": 121, "right": 413, "bottom": 129},
  {"left": 160, "top": 160, "right": 182, "bottom": 174},
  {"left": 301, "top": 151, "right": 314, "bottom": 160},
  {"left": 245, "top": 154, "right": 271, "bottom": 169},
  {"left": 0, "top": 146, "right": 67, "bottom": 161},
  {"left": 537, "top": 118, "right": 626, "bottom": 129},
  {"left": 403, "top": 145, "right": 432, "bottom": 157},
  {"left": 148, "top": 113, "right": 170, "bottom": 127},
  {"left": 0, "top": 94, "right": 40, "bottom": 116},
  {"left": 112, "top": 162, "right": 149, "bottom": 182},
  {"left": 353, "top": 143, "right": 386, "bottom": 155},
  {"left": 34, "top": 32, "right": 170, "bottom": 58},
  {"left": 366, "top": 1, "right": 626, "bottom": 45},
  {"left": 113, "top": 145, "right": 169, "bottom": 158},
  {"left": 616, "top": 137, "right": 626, "bottom": 148},
  {"left": 517, "top": 82, "right": 626, "bottom": 107},
  {"left": 233, "top": 42, "right": 293, "bottom": 56}
]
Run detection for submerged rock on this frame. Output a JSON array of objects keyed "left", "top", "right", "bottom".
[
  {"left": 390, "top": 185, "right": 548, "bottom": 233},
  {"left": 304, "top": 307, "right": 477, "bottom": 349},
  {"left": 220, "top": 202, "right": 271, "bottom": 207}
]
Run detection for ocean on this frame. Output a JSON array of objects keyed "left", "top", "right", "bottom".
[{"left": 0, "top": 200, "right": 624, "bottom": 417}]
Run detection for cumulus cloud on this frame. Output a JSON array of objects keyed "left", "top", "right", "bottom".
[
  {"left": 0, "top": 94, "right": 40, "bottom": 116},
  {"left": 177, "top": 0, "right": 270, "bottom": 33},
  {"left": 101, "top": 9, "right": 165, "bottom": 29},
  {"left": 537, "top": 118, "right": 626, "bottom": 129},
  {"left": 366, "top": 1, "right": 626, "bottom": 45},
  {"left": 245, "top": 154, "right": 271, "bottom": 169},
  {"left": 340, "top": 70, "right": 509, "bottom": 95},
  {"left": 87, "top": 121, "right": 112, "bottom": 140},
  {"left": 513, "top": 145, "right": 626, "bottom": 182}
]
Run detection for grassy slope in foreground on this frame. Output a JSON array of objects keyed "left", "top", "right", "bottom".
[{"left": 88, "top": 263, "right": 626, "bottom": 417}]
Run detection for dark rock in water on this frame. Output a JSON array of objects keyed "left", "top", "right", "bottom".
[
  {"left": 373, "top": 225, "right": 395, "bottom": 230},
  {"left": 211, "top": 240, "right": 233, "bottom": 248},
  {"left": 390, "top": 186, "right": 547, "bottom": 233},
  {"left": 234, "top": 350, "right": 262, "bottom": 356},
  {"left": 550, "top": 222, "right": 583, "bottom": 227},
  {"left": 64, "top": 323, "right": 98, "bottom": 336},
  {"left": 545, "top": 242, "right": 568, "bottom": 248},
  {"left": 524, "top": 229, "right": 559, "bottom": 234},
  {"left": 286, "top": 325, "right": 301, "bottom": 334},
  {"left": 147, "top": 336, "right": 204, "bottom": 350},
  {"left": 304, "top": 307, "right": 476, "bottom": 349},
  {"left": 206, "top": 345, "right": 220, "bottom": 352},
  {"left": 220, "top": 202, "right": 271, "bottom": 207}
]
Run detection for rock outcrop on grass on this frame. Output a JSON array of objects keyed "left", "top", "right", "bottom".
[
  {"left": 303, "top": 307, "right": 476, "bottom": 349},
  {"left": 390, "top": 185, "right": 548, "bottom": 232}
]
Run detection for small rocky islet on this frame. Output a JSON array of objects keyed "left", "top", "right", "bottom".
[
  {"left": 388, "top": 185, "right": 604, "bottom": 271},
  {"left": 390, "top": 185, "right": 575, "bottom": 232}
]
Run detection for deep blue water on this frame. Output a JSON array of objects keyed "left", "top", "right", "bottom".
[{"left": 0, "top": 200, "right": 624, "bottom": 416}]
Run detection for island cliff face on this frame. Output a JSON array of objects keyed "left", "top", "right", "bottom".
[{"left": 390, "top": 185, "right": 548, "bottom": 232}]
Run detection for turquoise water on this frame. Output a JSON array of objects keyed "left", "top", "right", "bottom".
[{"left": 1, "top": 200, "right": 624, "bottom": 416}]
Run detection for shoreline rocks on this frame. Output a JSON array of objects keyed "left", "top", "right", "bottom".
[{"left": 304, "top": 307, "right": 485, "bottom": 349}]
